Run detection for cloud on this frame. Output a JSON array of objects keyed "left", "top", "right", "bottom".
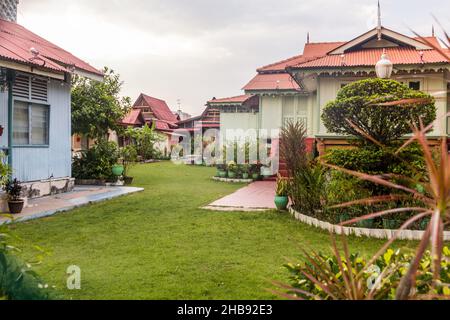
[{"left": 17, "top": 0, "right": 450, "bottom": 115}]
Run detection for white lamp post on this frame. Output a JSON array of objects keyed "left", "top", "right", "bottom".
[{"left": 375, "top": 49, "right": 393, "bottom": 79}]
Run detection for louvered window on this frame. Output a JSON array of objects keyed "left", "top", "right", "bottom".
[
  {"left": 13, "top": 102, "right": 50, "bottom": 146},
  {"left": 12, "top": 74, "right": 48, "bottom": 102}
]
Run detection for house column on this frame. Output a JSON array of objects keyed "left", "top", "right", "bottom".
[{"left": 6, "top": 69, "right": 15, "bottom": 168}]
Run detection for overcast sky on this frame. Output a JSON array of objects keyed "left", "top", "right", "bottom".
[{"left": 17, "top": 0, "right": 450, "bottom": 116}]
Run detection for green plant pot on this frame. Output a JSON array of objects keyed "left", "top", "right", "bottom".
[
  {"left": 218, "top": 171, "right": 227, "bottom": 178},
  {"left": 356, "top": 218, "right": 374, "bottom": 228},
  {"left": 242, "top": 173, "right": 249, "bottom": 180},
  {"left": 382, "top": 219, "right": 402, "bottom": 230},
  {"left": 274, "top": 196, "right": 289, "bottom": 211},
  {"left": 252, "top": 173, "right": 260, "bottom": 180},
  {"left": 112, "top": 165, "right": 124, "bottom": 177},
  {"left": 228, "top": 171, "right": 236, "bottom": 179}
]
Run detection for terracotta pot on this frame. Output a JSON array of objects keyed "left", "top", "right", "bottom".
[{"left": 8, "top": 200, "right": 24, "bottom": 214}]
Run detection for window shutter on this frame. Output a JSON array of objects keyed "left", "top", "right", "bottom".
[
  {"left": 31, "top": 77, "right": 48, "bottom": 101},
  {"left": 12, "top": 74, "right": 48, "bottom": 102},
  {"left": 12, "top": 74, "right": 30, "bottom": 99}
]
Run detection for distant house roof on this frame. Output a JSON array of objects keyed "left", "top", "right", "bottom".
[
  {"left": 0, "top": 18, "right": 103, "bottom": 79},
  {"left": 207, "top": 94, "right": 254, "bottom": 105},
  {"left": 121, "top": 109, "right": 144, "bottom": 126},
  {"left": 133, "top": 93, "right": 178, "bottom": 124},
  {"left": 243, "top": 73, "right": 300, "bottom": 91}
]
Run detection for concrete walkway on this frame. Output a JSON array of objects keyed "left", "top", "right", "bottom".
[
  {"left": 0, "top": 186, "right": 144, "bottom": 225},
  {"left": 204, "top": 181, "right": 276, "bottom": 211}
]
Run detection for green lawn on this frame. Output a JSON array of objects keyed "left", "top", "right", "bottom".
[{"left": 10, "top": 162, "right": 409, "bottom": 300}]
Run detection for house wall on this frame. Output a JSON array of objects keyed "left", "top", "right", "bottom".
[
  {"left": 220, "top": 112, "right": 259, "bottom": 134},
  {"left": 259, "top": 95, "right": 315, "bottom": 136},
  {"left": 10, "top": 79, "right": 72, "bottom": 182}
]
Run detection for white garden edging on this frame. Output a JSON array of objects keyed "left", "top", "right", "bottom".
[
  {"left": 212, "top": 177, "right": 254, "bottom": 183},
  {"left": 289, "top": 207, "right": 450, "bottom": 241}
]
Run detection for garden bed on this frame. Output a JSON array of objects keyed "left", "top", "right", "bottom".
[
  {"left": 289, "top": 207, "right": 450, "bottom": 241},
  {"left": 212, "top": 177, "right": 253, "bottom": 183}
]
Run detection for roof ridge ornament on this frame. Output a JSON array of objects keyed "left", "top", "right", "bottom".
[{"left": 377, "top": 0, "right": 382, "bottom": 40}]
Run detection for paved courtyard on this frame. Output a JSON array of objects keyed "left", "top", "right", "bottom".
[
  {"left": 204, "top": 181, "right": 276, "bottom": 211},
  {"left": 0, "top": 186, "right": 144, "bottom": 224}
]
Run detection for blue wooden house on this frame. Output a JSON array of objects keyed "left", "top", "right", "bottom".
[{"left": 0, "top": 5, "right": 102, "bottom": 198}]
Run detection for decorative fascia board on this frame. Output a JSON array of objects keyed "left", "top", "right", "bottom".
[
  {"left": 0, "top": 59, "right": 65, "bottom": 80},
  {"left": 328, "top": 27, "right": 432, "bottom": 55}
]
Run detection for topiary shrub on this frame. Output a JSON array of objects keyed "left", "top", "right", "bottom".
[
  {"left": 323, "top": 143, "right": 426, "bottom": 177},
  {"left": 322, "top": 79, "right": 436, "bottom": 144}
]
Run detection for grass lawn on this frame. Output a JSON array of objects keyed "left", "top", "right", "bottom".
[{"left": 10, "top": 162, "right": 412, "bottom": 300}]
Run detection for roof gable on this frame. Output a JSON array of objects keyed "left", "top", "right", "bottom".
[
  {"left": 133, "top": 93, "right": 178, "bottom": 123},
  {"left": 328, "top": 27, "right": 432, "bottom": 55}
]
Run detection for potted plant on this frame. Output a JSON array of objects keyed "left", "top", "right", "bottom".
[
  {"left": 112, "top": 164, "right": 124, "bottom": 177},
  {"left": 216, "top": 164, "right": 227, "bottom": 178},
  {"left": 274, "top": 175, "right": 289, "bottom": 211},
  {"left": 241, "top": 164, "right": 250, "bottom": 180},
  {"left": 227, "top": 161, "right": 237, "bottom": 179},
  {"left": 120, "top": 145, "right": 138, "bottom": 185},
  {"left": 4, "top": 178, "right": 24, "bottom": 214},
  {"left": 251, "top": 162, "right": 262, "bottom": 180}
]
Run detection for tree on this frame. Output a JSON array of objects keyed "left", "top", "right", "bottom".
[
  {"left": 321, "top": 78, "right": 436, "bottom": 145},
  {"left": 124, "top": 124, "right": 164, "bottom": 160},
  {"left": 71, "top": 67, "right": 131, "bottom": 140}
]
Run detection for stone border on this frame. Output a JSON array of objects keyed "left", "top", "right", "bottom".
[
  {"left": 212, "top": 177, "right": 254, "bottom": 183},
  {"left": 289, "top": 207, "right": 450, "bottom": 241}
]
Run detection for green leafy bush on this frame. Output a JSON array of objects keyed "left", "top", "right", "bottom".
[
  {"left": 0, "top": 253, "right": 53, "bottom": 300},
  {"left": 322, "top": 78, "right": 436, "bottom": 144},
  {"left": 289, "top": 163, "right": 326, "bottom": 217},
  {"left": 324, "top": 144, "right": 425, "bottom": 177},
  {"left": 72, "top": 140, "right": 119, "bottom": 180},
  {"left": 0, "top": 224, "right": 53, "bottom": 300},
  {"left": 284, "top": 247, "right": 450, "bottom": 300}
]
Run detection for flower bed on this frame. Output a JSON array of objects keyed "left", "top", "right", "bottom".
[{"left": 288, "top": 206, "right": 450, "bottom": 241}]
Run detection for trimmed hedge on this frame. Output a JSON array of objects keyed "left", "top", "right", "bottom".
[{"left": 322, "top": 79, "right": 436, "bottom": 144}]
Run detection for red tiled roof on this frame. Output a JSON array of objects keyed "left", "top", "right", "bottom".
[
  {"left": 0, "top": 18, "right": 102, "bottom": 77},
  {"left": 154, "top": 120, "right": 171, "bottom": 131},
  {"left": 208, "top": 94, "right": 253, "bottom": 104},
  {"left": 294, "top": 47, "right": 449, "bottom": 69},
  {"left": 256, "top": 42, "right": 345, "bottom": 72},
  {"left": 243, "top": 73, "right": 300, "bottom": 91},
  {"left": 303, "top": 42, "right": 345, "bottom": 57},
  {"left": 121, "top": 109, "right": 144, "bottom": 126},
  {"left": 134, "top": 93, "right": 178, "bottom": 124}
]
